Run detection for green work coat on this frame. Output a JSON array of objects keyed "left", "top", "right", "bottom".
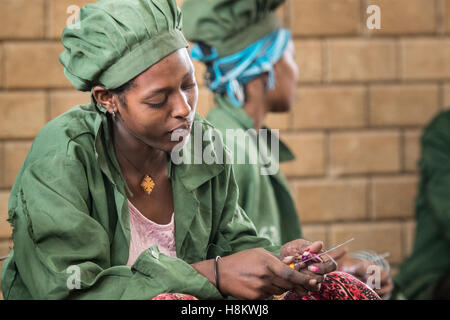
[
  {"left": 206, "top": 94, "right": 302, "bottom": 246},
  {"left": 1, "top": 96, "right": 277, "bottom": 300},
  {"left": 393, "top": 110, "right": 450, "bottom": 299}
]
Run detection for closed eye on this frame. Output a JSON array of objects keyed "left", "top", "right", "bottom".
[
  {"left": 146, "top": 96, "right": 168, "bottom": 109},
  {"left": 182, "top": 82, "right": 197, "bottom": 91}
]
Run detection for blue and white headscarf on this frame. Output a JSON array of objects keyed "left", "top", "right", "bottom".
[{"left": 190, "top": 29, "right": 292, "bottom": 107}]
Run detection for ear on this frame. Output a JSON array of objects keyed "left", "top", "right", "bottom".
[{"left": 92, "top": 86, "right": 117, "bottom": 114}]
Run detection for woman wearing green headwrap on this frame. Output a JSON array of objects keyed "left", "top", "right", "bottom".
[
  {"left": 182, "top": 0, "right": 393, "bottom": 298},
  {"left": 0, "top": 0, "right": 338, "bottom": 300},
  {"left": 182, "top": 0, "right": 301, "bottom": 247}
]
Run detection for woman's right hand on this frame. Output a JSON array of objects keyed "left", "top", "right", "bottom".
[{"left": 217, "top": 247, "right": 334, "bottom": 300}]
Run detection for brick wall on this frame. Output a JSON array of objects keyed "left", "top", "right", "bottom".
[{"left": 0, "top": 0, "right": 448, "bottom": 298}]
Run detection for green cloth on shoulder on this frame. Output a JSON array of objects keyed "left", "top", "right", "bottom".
[
  {"left": 0, "top": 97, "right": 278, "bottom": 300},
  {"left": 206, "top": 94, "right": 302, "bottom": 246},
  {"left": 393, "top": 110, "right": 450, "bottom": 300}
]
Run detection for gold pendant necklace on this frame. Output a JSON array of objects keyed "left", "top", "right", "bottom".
[
  {"left": 140, "top": 174, "right": 156, "bottom": 195},
  {"left": 117, "top": 149, "right": 156, "bottom": 196}
]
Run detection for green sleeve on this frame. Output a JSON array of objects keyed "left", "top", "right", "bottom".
[
  {"left": 421, "top": 113, "right": 450, "bottom": 244},
  {"left": 8, "top": 155, "right": 221, "bottom": 300},
  {"left": 209, "top": 164, "right": 281, "bottom": 258}
]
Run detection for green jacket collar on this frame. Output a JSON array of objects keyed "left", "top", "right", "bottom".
[{"left": 213, "top": 94, "right": 295, "bottom": 163}]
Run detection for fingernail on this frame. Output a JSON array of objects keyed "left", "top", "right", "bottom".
[
  {"left": 312, "top": 283, "right": 321, "bottom": 293},
  {"left": 309, "top": 279, "right": 317, "bottom": 286},
  {"left": 308, "top": 265, "right": 319, "bottom": 272}
]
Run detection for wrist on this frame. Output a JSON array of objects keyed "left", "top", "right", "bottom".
[
  {"left": 214, "top": 256, "right": 228, "bottom": 298},
  {"left": 190, "top": 259, "right": 228, "bottom": 298},
  {"left": 191, "top": 260, "right": 215, "bottom": 284}
]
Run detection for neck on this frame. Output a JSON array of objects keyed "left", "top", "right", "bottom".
[
  {"left": 112, "top": 115, "right": 167, "bottom": 173},
  {"left": 242, "top": 77, "right": 270, "bottom": 130}
]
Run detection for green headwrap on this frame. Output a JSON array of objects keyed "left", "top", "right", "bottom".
[
  {"left": 182, "top": 0, "right": 285, "bottom": 58},
  {"left": 59, "top": 0, "right": 188, "bottom": 92}
]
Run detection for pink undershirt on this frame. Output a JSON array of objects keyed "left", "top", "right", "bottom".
[{"left": 126, "top": 200, "right": 177, "bottom": 267}]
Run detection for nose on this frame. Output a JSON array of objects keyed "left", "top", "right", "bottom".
[{"left": 171, "top": 90, "right": 193, "bottom": 119}]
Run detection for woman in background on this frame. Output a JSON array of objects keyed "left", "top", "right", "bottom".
[{"left": 182, "top": 0, "right": 392, "bottom": 298}]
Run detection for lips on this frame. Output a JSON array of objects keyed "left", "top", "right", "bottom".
[
  {"left": 169, "top": 122, "right": 191, "bottom": 133},
  {"left": 168, "top": 122, "right": 192, "bottom": 139}
]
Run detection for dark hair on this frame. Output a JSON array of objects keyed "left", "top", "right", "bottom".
[{"left": 109, "top": 78, "right": 137, "bottom": 107}]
